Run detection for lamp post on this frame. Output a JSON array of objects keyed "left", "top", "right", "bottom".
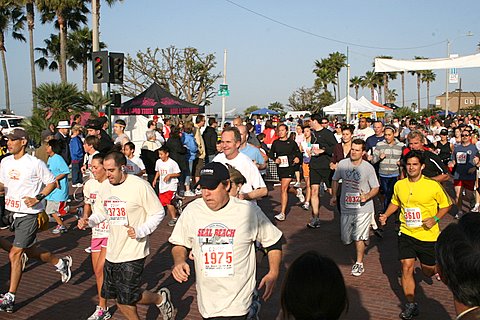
[{"left": 445, "top": 32, "right": 473, "bottom": 115}]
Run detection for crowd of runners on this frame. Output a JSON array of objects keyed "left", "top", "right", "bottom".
[{"left": 0, "top": 112, "right": 479, "bottom": 320}]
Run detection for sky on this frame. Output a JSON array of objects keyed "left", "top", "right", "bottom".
[{"left": 2, "top": 0, "right": 480, "bottom": 117}]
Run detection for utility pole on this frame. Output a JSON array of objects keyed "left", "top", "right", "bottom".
[
  {"left": 92, "top": 0, "right": 101, "bottom": 94},
  {"left": 445, "top": 40, "right": 450, "bottom": 115},
  {"left": 221, "top": 49, "right": 227, "bottom": 129},
  {"left": 345, "top": 47, "right": 351, "bottom": 123}
]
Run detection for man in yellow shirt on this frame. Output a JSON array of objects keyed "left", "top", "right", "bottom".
[{"left": 379, "top": 150, "right": 452, "bottom": 320}]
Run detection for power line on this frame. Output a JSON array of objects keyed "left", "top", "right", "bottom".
[{"left": 224, "top": 0, "right": 447, "bottom": 51}]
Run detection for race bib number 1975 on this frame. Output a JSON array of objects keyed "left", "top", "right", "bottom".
[{"left": 201, "top": 244, "right": 234, "bottom": 278}]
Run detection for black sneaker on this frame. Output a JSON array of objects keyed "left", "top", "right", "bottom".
[
  {"left": 400, "top": 302, "right": 419, "bottom": 320},
  {"left": 0, "top": 293, "right": 14, "bottom": 313}
]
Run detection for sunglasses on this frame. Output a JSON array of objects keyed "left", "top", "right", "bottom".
[
  {"left": 462, "top": 134, "right": 470, "bottom": 137},
  {"left": 321, "top": 122, "right": 329, "bottom": 124}
]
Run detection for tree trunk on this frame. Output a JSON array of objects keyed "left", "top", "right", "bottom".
[
  {"left": 383, "top": 73, "right": 388, "bottom": 105},
  {"left": 427, "top": 82, "right": 430, "bottom": 108},
  {"left": 417, "top": 74, "right": 421, "bottom": 112},
  {"left": 355, "top": 87, "right": 359, "bottom": 100},
  {"left": 27, "top": 1, "right": 37, "bottom": 108},
  {"left": 58, "top": 11, "right": 67, "bottom": 82},
  {"left": 92, "top": 0, "right": 101, "bottom": 93},
  {"left": 1, "top": 47, "right": 11, "bottom": 114},
  {"left": 371, "top": 87, "right": 374, "bottom": 100},
  {"left": 336, "top": 71, "right": 340, "bottom": 100},
  {"left": 401, "top": 72, "right": 405, "bottom": 107},
  {"left": 83, "top": 63, "right": 88, "bottom": 92}
]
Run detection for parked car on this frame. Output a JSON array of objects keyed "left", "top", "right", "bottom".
[{"left": 0, "top": 115, "right": 24, "bottom": 134}]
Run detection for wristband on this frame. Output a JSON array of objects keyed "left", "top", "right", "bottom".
[
  {"left": 433, "top": 216, "right": 440, "bottom": 223},
  {"left": 35, "top": 193, "right": 46, "bottom": 201}
]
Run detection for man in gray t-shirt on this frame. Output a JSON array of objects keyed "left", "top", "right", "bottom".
[{"left": 331, "top": 139, "right": 380, "bottom": 277}]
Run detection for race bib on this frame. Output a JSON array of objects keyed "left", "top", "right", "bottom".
[
  {"left": 5, "top": 197, "right": 21, "bottom": 211},
  {"left": 345, "top": 192, "right": 361, "bottom": 209},
  {"left": 278, "top": 156, "right": 289, "bottom": 167},
  {"left": 201, "top": 244, "right": 234, "bottom": 278},
  {"left": 92, "top": 220, "right": 110, "bottom": 238},
  {"left": 105, "top": 200, "right": 128, "bottom": 226},
  {"left": 404, "top": 207, "right": 422, "bottom": 228},
  {"left": 456, "top": 152, "right": 467, "bottom": 164}
]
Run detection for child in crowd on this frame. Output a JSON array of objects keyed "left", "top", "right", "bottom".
[
  {"left": 152, "top": 146, "right": 181, "bottom": 226},
  {"left": 69, "top": 125, "right": 84, "bottom": 187},
  {"left": 123, "top": 142, "right": 146, "bottom": 176},
  {"left": 45, "top": 139, "right": 70, "bottom": 234}
]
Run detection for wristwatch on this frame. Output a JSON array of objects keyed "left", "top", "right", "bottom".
[{"left": 35, "top": 194, "right": 46, "bottom": 201}]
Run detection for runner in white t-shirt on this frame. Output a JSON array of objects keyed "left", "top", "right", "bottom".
[
  {"left": 0, "top": 129, "right": 72, "bottom": 313},
  {"left": 123, "top": 142, "right": 146, "bottom": 177},
  {"left": 170, "top": 162, "right": 283, "bottom": 318},
  {"left": 78, "top": 151, "right": 174, "bottom": 319},
  {"left": 152, "top": 145, "right": 181, "bottom": 227}
]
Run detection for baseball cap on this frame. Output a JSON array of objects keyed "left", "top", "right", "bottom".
[
  {"left": 197, "top": 162, "right": 230, "bottom": 190},
  {"left": 7, "top": 128, "right": 28, "bottom": 140},
  {"left": 85, "top": 119, "right": 102, "bottom": 130},
  {"left": 440, "top": 129, "right": 448, "bottom": 135}
]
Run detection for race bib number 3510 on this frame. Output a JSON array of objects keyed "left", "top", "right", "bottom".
[{"left": 201, "top": 244, "right": 234, "bottom": 278}]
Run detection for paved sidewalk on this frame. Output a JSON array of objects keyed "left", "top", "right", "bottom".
[{"left": 0, "top": 184, "right": 456, "bottom": 319}]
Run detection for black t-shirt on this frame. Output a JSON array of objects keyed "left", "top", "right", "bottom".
[{"left": 309, "top": 128, "right": 337, "bottom": 169}]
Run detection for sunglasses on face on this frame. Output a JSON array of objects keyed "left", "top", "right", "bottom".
[{"left": 462, "top": 134, "right": 470, "bottom": 137}]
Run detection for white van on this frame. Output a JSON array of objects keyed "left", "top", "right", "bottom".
[{"left": 0, "top": 115, "right": 24, "bottom": 134}]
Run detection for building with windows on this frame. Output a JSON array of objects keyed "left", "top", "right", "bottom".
[{"left": 436, "top": 91, "right": 480, "bottom": 112}]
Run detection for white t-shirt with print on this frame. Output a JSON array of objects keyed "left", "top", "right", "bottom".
[
  {"left": 0, "top": 154, "right": 55, "bottom": 216},
  {"left": 155, "top": 158, "right": 180, "bottom": 193},
  {"left": 169, "top": 197, "right": 282, "bottom": 318},
  {"left": 83, "top": 178, "right": 111, "bottom": 239}
]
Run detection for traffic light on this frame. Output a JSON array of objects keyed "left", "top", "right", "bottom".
[
  {"left": 92, "top": 51, "right": 109, "bottom": 83},
  {"left": 109, "top": 52, "right": 124, "bottom": 84}
]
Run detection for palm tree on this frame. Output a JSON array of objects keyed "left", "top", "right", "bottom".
[
  {"left": 349, "top": 76, "right": 362, "bottom": 99},
  {"left": 80, "top": 90, "right": 110, "bottom": 114},
  {"left": 15, "top": 0, "right": 37, "bottom": 108},
  {"left": 421, "top": 70, "right": 436, "bottom": 108},
  {"left": 68, "top": 27, "right": 106, "bottom": 92},
  {"left": 0, "top": 2, "right": 26, "bottom": 114},
  {"left": 408, "top": 56, "right": 427, "bottom": 112},
  {"left": 33, "top": 82, "right": 86, "bottom": 120},
  {"left": 37, "top": 0, "right": 88, "bottom": 82},
  {"left": 35, "top": 33, "right": 78, "bottom": 76},
  {"left": 385, "top": 89, "right": 398, "bottom": 103},
  {"left": 328, "top": 51, "right": 347, "bottom": 100},
  {"left": 313, "top": 58, "right": 336, "bottom": 95},
  {"left": 361, "top": 71, "right": 378, "bottom": 101}
]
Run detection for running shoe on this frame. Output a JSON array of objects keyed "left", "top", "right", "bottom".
[
  {"left": 247, "top": 290, "right": 261, "bottom": 320},
  {"left": 455, "top": 211, "right": 463, "bottom": 220},
  {"left": 85, "top": 246, "right": 92, "bottom": 254},
  {"left": 184, "top": 190, "right": 196, "bottom": 197},
  {"left": 57, "top": 255, "right": 73, "bottom": 283},
  {"left": 157, "top": 287, "right": 174, "bottom": 320},
  {"left": 168, "top": 218, "right": 178, "bottom": 227},
  {"left": 400, "top": 302, "right": 419, "bottom": 320},
  {"left": 21, "top": 253, "right": 28, "bottom": 271},
  {"left": 0, "top": 292, "right": 14, "bottom": 313},
  {"left": 52, "top": 225, "right": 68, "bottom": 234},
  {"left": 87, "top": 305, "right": 111, "bottom": 320},
  {"left": 301, "top": 202, "right": 310, "bottom": 211},
  {"left": 75, "top": 207, "right": 84, "bottom": 220},
  {"left": 472, "top": 203, "right": 480, "bottom": 212},
  {"left": 296, "top": 188, "right": 305, "bottom": 203},
  {"left": 195, "top": 188, "right": 202, "bottom": 195},
  {"left": 307, "top": 216, "right": 320, "bottom": 228},
  {"left": 274, "top": 213, "right": 286, "bottom": 221},
  {"left": 351, "top": 262, "right": 364, "bottom": 277},
  {"left": 293, "top": 182, "right": 301, "bottom": 188}
]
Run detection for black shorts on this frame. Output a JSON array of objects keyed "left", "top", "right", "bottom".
[
  {"left": 102, "top": 258, "right": 145, "bottom": 305},
  {"left": 277, "top": 166, "right": 295, "bottom": 179},
  {"left": 398, "top": 233, "right": 436, "bottom": 266},
  {"left": 309, "top": 167, "right": 332, "bottom": 188}
]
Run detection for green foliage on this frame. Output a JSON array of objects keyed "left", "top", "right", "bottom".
[
  {"left": 243, "top": 105, "right": 259, "bottom": 116},
  {"left": 418, "top": 107, "right": 441, "bottom": 118},
  {"left": 318, "top": 91, "right": 335, "bottom": 110},
  {"left": 268, "top": 101, "right": 284, "bottom": 113},
  {"left": 393, "top": 107, "right": 416, "bottom": 118},
  {"left": 79, "top": 90, "right": 110, "bottom": 114},
  {"left": 21, "top": 107, "right": 49, "bottom": 144}
]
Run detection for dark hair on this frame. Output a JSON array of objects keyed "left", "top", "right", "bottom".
[
  {"left": 264, "top": 119, "right": 275, "bottom": 129},
  {"left": 124, "top": 141, "right": 135, "bottom": 151},
  {"left": 208, "top": 117, "right": 217, "bottom": 126},
  {"left": 159, "top": 145, "right": 170, "bottom": 154},
  {"left": 47, "top": 139, "right": 63, "bottom": 155},
  {"left": 278, "top": 123, "right": 288, "bottom": 131},
  {"left": 404, "top": 150, "right": 425, "bottom": 165},
  {"left": 246, "top": 122, "right": 254, "bottom": 131},
  {"left": 115, "top": 119, "right": 126, "bottom": 127},
  {"left": 147, "top": 120, "right": 155, "bottom": 128},
  {"left": 436, "top": 213, "right": 480, "bottom": 307},
  {"left": 104, "top": 151, "right": 127, "bottom": 167},
  {"left": 311, "top": 113, "right": 322, "bottom": 123},
  {"left": 84, "top": 135, "right": 100, "bottom": 150},
  {"left": 351, "top": 138, "right": 366, "bottom": 151},
  {"left": 341, "top": 124, "right": 354, "bottom": 134},
  {"left": 281, "top": 251, "right": 348, "bottom": 320},
  {"left": 222, "top": 126, "right": 241, "bottom": 143},
  {"left": 91, "top": 153, "right": 105, "bottom": 163},
  {"left": 196, "top": 115, "right": 205, "bottom": 124}
]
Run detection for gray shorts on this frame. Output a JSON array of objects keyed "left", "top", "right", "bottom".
[
  {"left": 45, "top": 201, "right": 60, "bottom": 215},
  {"left": 340, "top": 212, "right": 372, "bottom": 245},
  {"left": 12, "top": 214, "right": 38, "bottom": 249}
]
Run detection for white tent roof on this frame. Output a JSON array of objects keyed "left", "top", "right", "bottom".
[
  {"left": 323, "top": 96, "right": 384, "bottom": 115},
  {"left": 375, "top": 53, "right": 480, "bottom": 72}
]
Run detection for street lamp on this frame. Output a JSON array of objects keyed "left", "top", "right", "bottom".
[{"left": 445, "top": 32, "right": 473, "bottom": 115}]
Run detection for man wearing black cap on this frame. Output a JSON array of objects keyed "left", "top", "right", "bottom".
[
  {"left": 86, "top": 119, "right": 114, "bottom": 154},
  {"left": 169, "top": 162, "right": 283, "bottom": 319},
  {"left": 0, "top": 129, "right": 73, "bottom": 313}
]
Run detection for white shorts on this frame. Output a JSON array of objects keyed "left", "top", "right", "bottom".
[{"left": 340, "top": 212, "right": 372, "bottom": 245}]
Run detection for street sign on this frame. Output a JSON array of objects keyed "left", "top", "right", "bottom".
[
  {"left": 449, "top": 54, "right": 459, "bottom": 84},
  {"left": 218, "top": 84, "right": 230, "bottom": 97}
]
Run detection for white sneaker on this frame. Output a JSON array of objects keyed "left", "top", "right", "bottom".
[
  {"left": 296, "top": 188, "right": 305, "bottom": 203},
  {"left": 351, "top": 262, "right": 364, "bottom": 276},
  {"left": 184, "top": 190, "right": 196, "bottom": 197},
  {"left": 195, "top": 188, "right": 202, "bottom": 195},
  {"left": 274, "top": 213, "right": 286, "bottom": 221},
  {"left": 301, "top": 202, "right": 310, "bottom": 210},
  {"left": 472, "top": 203, "right": 480, "bottom": 212},
  {"left": 293, "top": 182, "right": 301, "bottom": 188}
]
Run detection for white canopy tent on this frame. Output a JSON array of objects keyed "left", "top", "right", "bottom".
[
  {"left": 323, "top": 96, "right": 384, "bottom": 115},
  {"left": 374, "top": 53, "right": 480, "bottom": 72}
]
